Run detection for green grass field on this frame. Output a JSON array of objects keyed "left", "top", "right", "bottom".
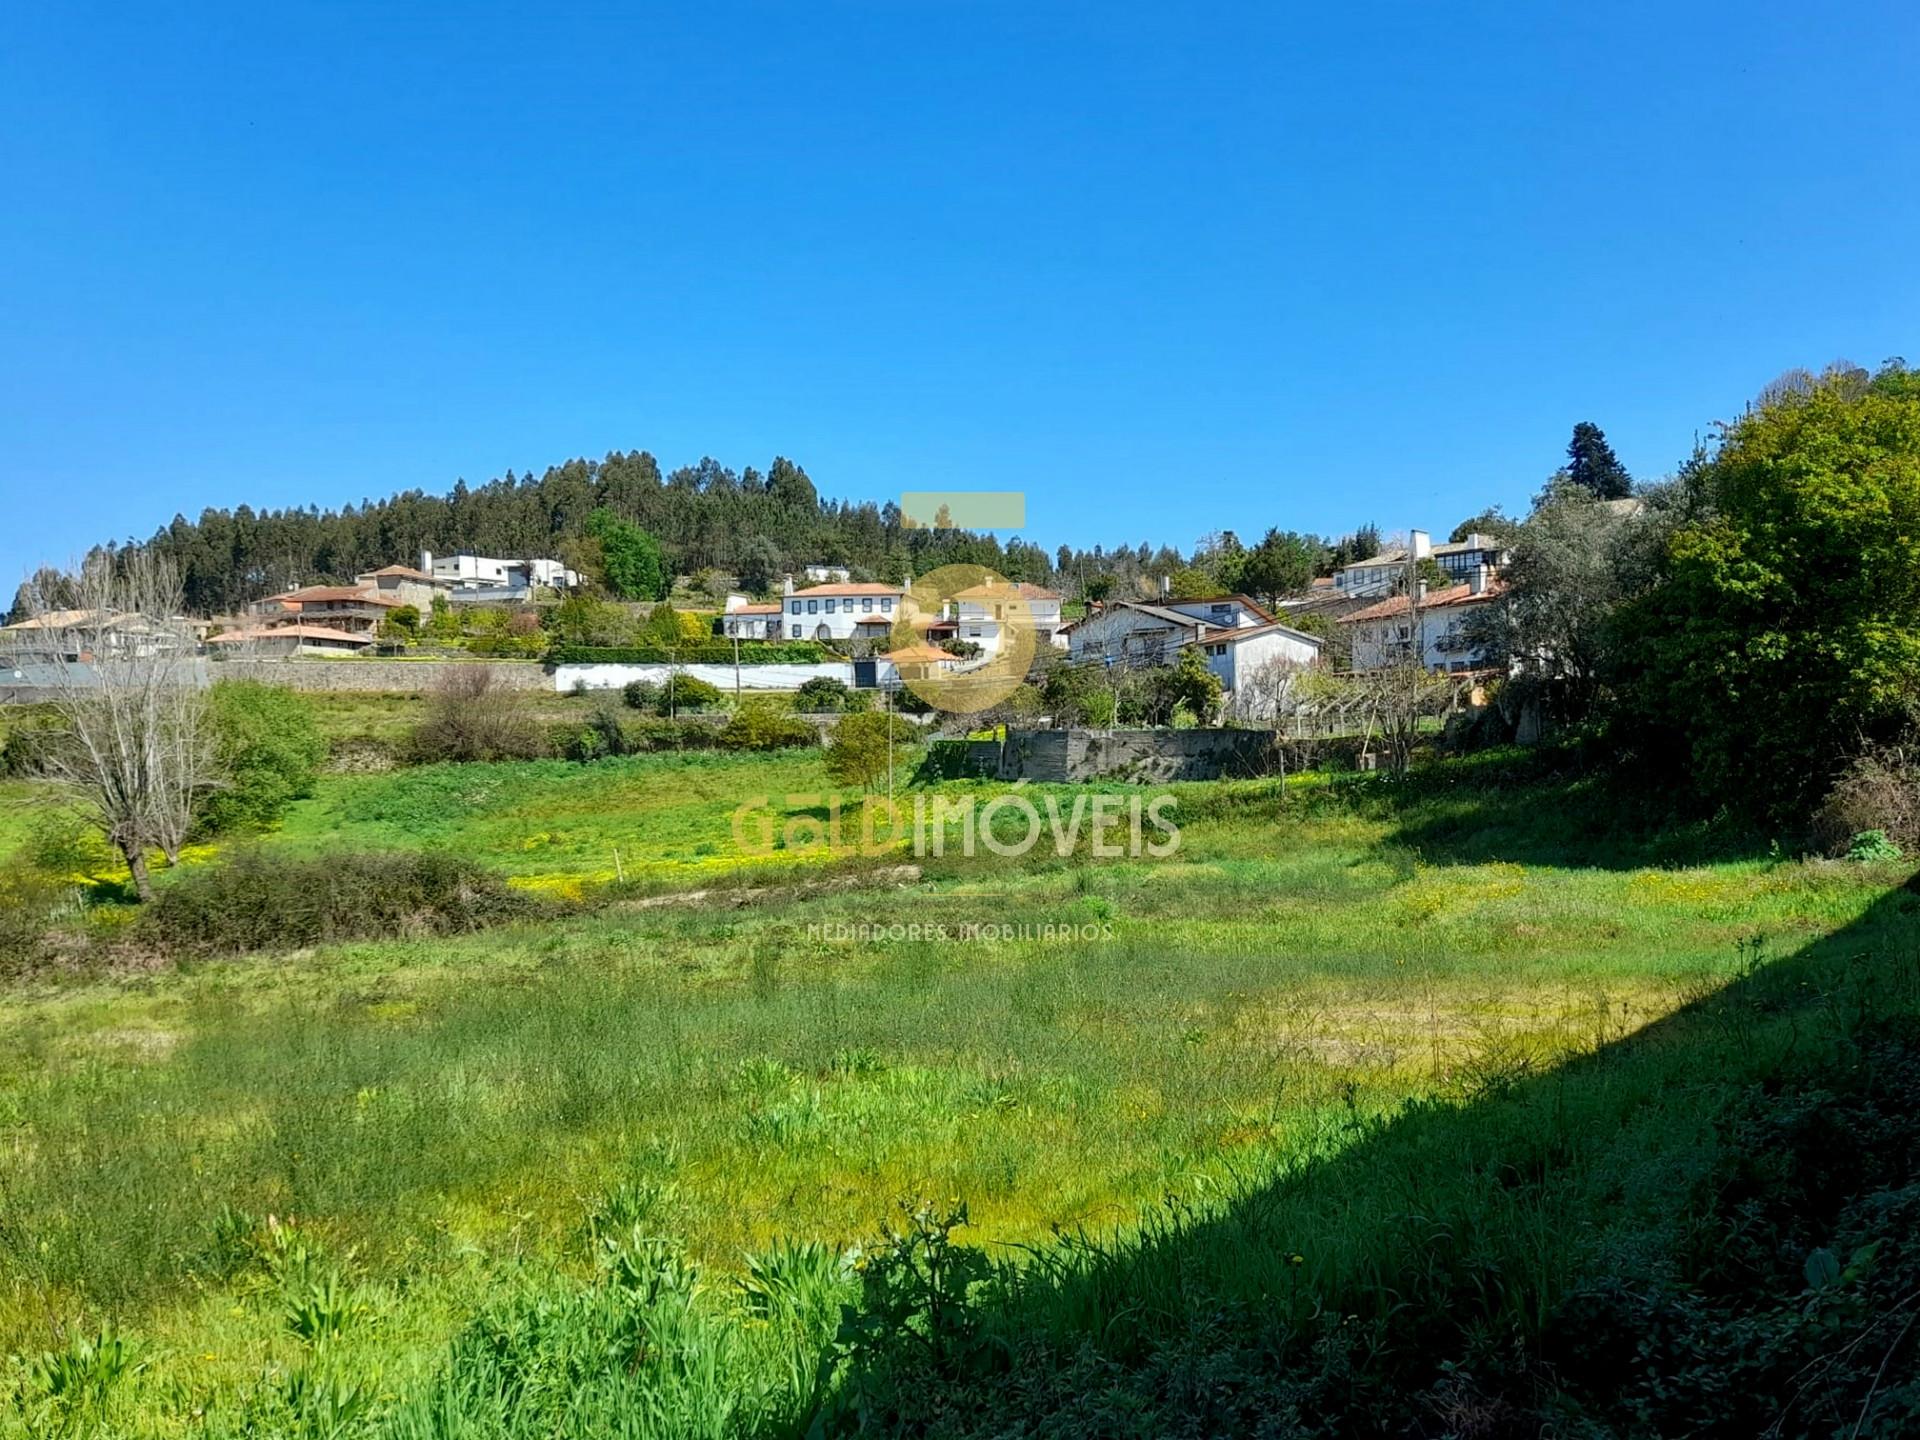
[{"left": 1, "top": 743, "right": 1914, "bottom": 1435}]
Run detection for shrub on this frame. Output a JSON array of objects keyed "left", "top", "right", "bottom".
[
  {"left": 626, "top": 718, "right": 727, "bottom": 752},
  {"left": 410, "top": 666, "right": 546, "bottom": 763},
  {"left": 0, "top": 707, "right": 67, "bottom": 777},
  {"left": 720, "top": 700, "right": 817, "bottom": 752},
  {"left": 562, "top": 706, "right": 630, "bottom": 763},
  {"left": 824, "top": 711, "right": 920, "bottom": 790},
  {"left": 1847, "top": 829, "right": 1904, "bottom": 863},
  {"left": 661, "top": 675, "right": 724, "bottom": 713},
  {"left": 197, "top": 680, "right": 327, "bottom": 835},
  {"left": 139, "top": 850, "right": 538, "bottom": 956},
  {"left": 1812, "top": 746, "right": 1920, "bottom": 856},
  {"left": 622, "top": 679, "right": 662, "bottom": 711},
  {"left": 795, "top": 676, "right": 854, "bottom": 712}
]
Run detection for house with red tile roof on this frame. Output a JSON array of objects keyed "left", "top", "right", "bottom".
[{"left": 1342, "top": 571, "right": 1507, "bottom": 673}]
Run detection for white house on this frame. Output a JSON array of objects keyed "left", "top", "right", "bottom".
[
  {"left": 802, "top": 565, "right": 852, "bottom": 584},
  {"left": 1065, "top": 595, "right": 1275, "bottom": 667},
  {"left": 1333, "top": 531, "right": 1511, "bottom": 598},
  {"left": 950, "top": 581, "right": 1067, "bottom": 654},
  {"left": 420, "top": 550, "right": 580, "bottom": 594},
  {"left": 1343, "top": 569, "right": 1506, "bottom": 673},
  {"left": 780, "top": 579, "right": 905, "bottom": 643},
  {"left": 1190, "top": 619, "right": 1323, "bottom": 695},
  {"left": 720, "top": 596, "right": 783, "bottom": 639}
]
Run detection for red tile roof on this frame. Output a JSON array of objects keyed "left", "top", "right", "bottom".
[
  {"left": 360, "top": 564, "right": 439, "bottom": 581},
  {"left": 1344, "top": 580, "right": 1505, "bottom": 624},
  {"left": 273, "top": 585, "right": 400, "bottom": 606}
]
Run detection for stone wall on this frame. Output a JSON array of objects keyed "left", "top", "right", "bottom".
[
  {"left": 208, "top": 658, "right": 550, "bottom": 693},
  {"left": 552, "top": 661, "right": 856, "bottom": 693},
  {"left": 980, "top": 727, "right": 1284, "bottom": 783}
]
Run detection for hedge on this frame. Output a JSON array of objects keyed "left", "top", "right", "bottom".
[{"left": 547, "top": 642, "right": 832, "bottom": 665}]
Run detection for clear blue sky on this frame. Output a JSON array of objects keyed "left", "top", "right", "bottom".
[{"left": 3, "top": 1, "right": 1917, "bottom": 582}]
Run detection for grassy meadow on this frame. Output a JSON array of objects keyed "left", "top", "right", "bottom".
[{"left": 1, "top": 726, "right": 1916, "bottom": 1435}]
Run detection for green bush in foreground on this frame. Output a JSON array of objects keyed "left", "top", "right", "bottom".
[
  {"left": 139, "top": 850, "right": 538, "bottom": 956},
  {"left": 721, "top": 699, "right": 817, "bottom": 751},
  {"left": 197, "top": 680, "right": 328, "bottom": 835}
]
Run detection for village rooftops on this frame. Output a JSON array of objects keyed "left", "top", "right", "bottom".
[
  {"left": 270, "top": 585, "right": 402, "bottom": 606},
  {"left": 357, "top": 564, "right": 442, "bottom": 582},
  {"left": 727, "top": 601, "right": 783, "bottom": 615},
  {"left": 1343, "top": 578, "right": 1507, "bottom": 624}
]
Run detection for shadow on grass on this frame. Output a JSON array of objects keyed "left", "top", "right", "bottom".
[
  {"left": 1344, "top": 745, "right": 1777, "bottom": 871},
  {"left": 816, "top": 849, "right": 1920, "bottom": 1435}
]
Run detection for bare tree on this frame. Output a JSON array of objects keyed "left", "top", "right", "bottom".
[{"left": 24, "top": 551, "right": 210, "bottom": 900}]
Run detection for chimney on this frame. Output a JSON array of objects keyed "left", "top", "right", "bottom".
[
  {"left": 1160, "top": 574, "right": 1171, "bottom": 599},
  {"left": 782, "top": 575, "right": 794, "bottom": 596},
  {"left": 1469, "top": 564, "right": 1488, "bottom": 596},
  {"left": 420, "top": 549, "right": 433, "bottom": 576},
  {"left": 1413, "top": 578, "right": 1428, "bottom": 604},
  {"left": 1410, "top": 529, "right": 1432, "bottom": 560}
]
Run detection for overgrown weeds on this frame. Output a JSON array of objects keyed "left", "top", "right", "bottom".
[{"left": 138, "top": 849, "right": 541, "bottom": 956}]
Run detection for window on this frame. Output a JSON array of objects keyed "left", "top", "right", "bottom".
[
  {"left": 789, "top": 601, "right": 800, "bottom": 615},
  {"left": 1208, "top": 644, "right": 1226, "bottom": 656},
  {"left": 823, "top": 598, "right": 835, "bottom": 614},
  {"left": 862, "top": 597, "right": 873, "bottom": 612},
  {"left": 880, "top": 597, "right": 892, "bottom": 612},
  {"left": 1210, "top": 604, "right": 1231, "bottom": 615},
  {"left": 807, "top": 599, "right": 818, "bottom": 614},
  {"left": 790, "top": 624, "right": 801, "bottom": 639}
]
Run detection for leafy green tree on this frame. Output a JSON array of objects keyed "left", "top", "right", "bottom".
[
  {"left": 735, "top": 535, "right": 783, "bottom": 594},
  {"left": 1612, "top": 364, "right": 1920, "bottom": 817},
  {"left": 1239, "top": 529, "right": 1322, "bottom": 602},
  {"left": 1448, "top": 508, "right": 1520, "bottom": 545},
  {"left": 1462, "top": 483, "right": 1633, "bottom": 720},
  {"left": 1165, "top": 566, "right": 1219, "bottom": 600},
  {"left": 542, "top": 595, "right": 633, "bottom": 647},
  {"left": 795, "top": 676, "right": 855, "bottom": 712},
  {"left": 638, "top": 602, "right": 709, "bottom": 646},
  {"left": 1328, "top": 524, "right": 1383, "bottom": 570},
  {"left": 1164, "top": 646, "right": 1224, "bottom": 724},
  {"left": 586, "top": 508, "right": 667, "bottom": 600},
  {"left": 197, "top": 681, "right": 327, "bottom": 835},
  {"left": 1565, "top": 422, "right": 1634, "bottom": 500},
  {"left": 721, "top": 699, "right": 817, "bottom": 751},
  {"left": 824, "top": 711, "right": 918, "bottom": 790}
]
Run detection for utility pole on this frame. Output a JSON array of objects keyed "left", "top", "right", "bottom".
[
  {"left": 668, "top": 645, "right": 677, "bottom": 719},
  {"left": 732, "top": 632, "right": 741, "bottom": 702}
]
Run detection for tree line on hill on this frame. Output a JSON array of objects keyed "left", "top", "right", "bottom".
[{"left": 11, "top": 416, "right": 1650, "bottom": 623}]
